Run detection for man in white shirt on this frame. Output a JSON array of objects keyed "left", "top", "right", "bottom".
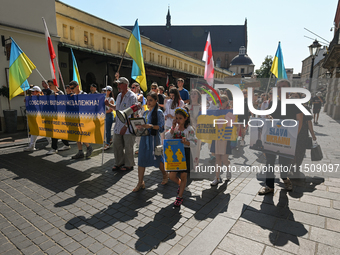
[{"left": 107, "top": 76, "right": 137, "bottom": 171}]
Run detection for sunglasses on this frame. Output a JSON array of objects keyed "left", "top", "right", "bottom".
[
  {"left": 70, "top": 86, "right": 76, "bottom": 90},
  {"left": 131, "top": 87, "right": 136, "bottom": 89},
  {"left": 243, "top": 92, "right": 247, "bottom": 94},
  {"left": 151, "top": 87, "right": 157, "bottom": 90}
]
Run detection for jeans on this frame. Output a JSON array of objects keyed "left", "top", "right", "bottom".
[
  {"left": 105, "top": 112, "right": 114, "bottom": 145},
  {"left": 265, "top": 153, "right": 292, "bottom": 188}
]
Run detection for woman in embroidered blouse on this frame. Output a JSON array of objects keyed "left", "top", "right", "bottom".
[
  {"left": 133, "top": 92, "right": 168, "bottom": 192},
  {"left": 165, "top": 107, "right": 197, "bottom": 207},
  {"left": 164, "top": 88, "right": 184, "bottom": 131}
]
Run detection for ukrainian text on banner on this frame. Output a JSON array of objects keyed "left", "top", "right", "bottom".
[
  {"left": 249, "top": 118, "right": 298, "bottom": 158},
  {"left": 196, "top": 109, "right": 238, "bottom": 140},
  {"left": 26, "top": 94, "right": 105, "bottom": 144},
  {"left": 164, "top": 139, "right": 186, "bottom": 171}
]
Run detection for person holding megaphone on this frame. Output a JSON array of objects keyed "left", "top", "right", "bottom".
[{"left": 105, "top": 73, "right": 138, "bottom": 171}]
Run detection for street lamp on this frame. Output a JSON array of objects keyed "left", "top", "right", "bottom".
[{"left": 308, "top": 39, "right": 322, "bottom": 92}]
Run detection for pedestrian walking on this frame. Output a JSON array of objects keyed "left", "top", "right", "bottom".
[
  {"left": 102, "top": 86, "right": 115, "bottom": 150},
  {"left": 133, "top": 92, "right": 168, "bottom": 192},
  {"left": 164, "top": 88, "right": 184, "bottom": 132},
  {"left": 210, "top": 95, "right": 234, "bottom": 186},
  {"left": 290, "top": 93, "right": 317, "bottom": 170},
  {"left": 165, "top": 107, "right": 197, "bottom": 207},
  {"left": 46, "top": 81, "right": 70, "bottom": 155},
  {"left": 258, "top": 80, "right": 304, "bottom": 195},
  {"left": 69, "top": 81, "right": 93, "bottom": 159},
  {"left": 312, "top": 92, "right": 323, "bottom": 124},
  {"left": 108, "top": 74, "right": 137, "bottom": 171},
  {"left": 24, "top": 86, "right": 43, "bottom": 152}
]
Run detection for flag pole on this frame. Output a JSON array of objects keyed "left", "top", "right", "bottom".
[
  {"left": 24, "top": 90, "right": 30, "bottom": 145},
  {"left": 54, "top": 58, "right": 66, "bottom": 94},
  {"left": 101, "top": 116, "right": 106, "bottom": 166},
  {"left": 117, "top": 49, "right": 126, "bottom": 74},
  {"left": 34, "top": 68, "right": 47, "bottom": 84},
  {"left": 265, "top": 73, "right": 273, "bottom": 95}
]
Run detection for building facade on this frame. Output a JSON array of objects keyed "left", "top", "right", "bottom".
[
  {"left": 0, "top": 0, "right": 59, "bottom": 132},
  {"left": 228, "top": 46, "right": 254, "bottom": 77},
  {"left": 124, "top": 9, "right": 248, "bottom": 71},
  {"left": 322, "top": 0, "right": 340, "bottom": 120},
  {"left": 56, "top": 1, "right": 232, "bottom": 96}
]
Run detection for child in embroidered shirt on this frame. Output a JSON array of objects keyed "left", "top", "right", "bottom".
[{"left": 165, "top": 107, "right": 197, "bottom": 207}]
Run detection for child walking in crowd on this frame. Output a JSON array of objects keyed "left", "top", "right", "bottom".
[
  {"left": 133, "top": 92, "right": 168, "bottom": 192},
  {"left": 164, "top": 88, "right": 184, "bottom": 131},
  {"left": 165, "top": 107, "right": 197, "bottom": 207},
  {"left": 210, "top": 95, "right": 234, "bottom": 186}
]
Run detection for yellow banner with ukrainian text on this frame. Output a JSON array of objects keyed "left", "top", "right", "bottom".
[
  {"left": 26, "top": 94, "right": 105, "bottom": 144},
  {"left": 196, "top": 109, "right": 238, "bottom": 141}
]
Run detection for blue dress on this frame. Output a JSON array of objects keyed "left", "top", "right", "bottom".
[{"left": 138, "top": 108, "right": 165, "bottom": 167}]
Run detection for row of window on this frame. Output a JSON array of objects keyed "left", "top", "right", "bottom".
[{"left": 62, "top": 24, "right": 227, "bottom": 79}]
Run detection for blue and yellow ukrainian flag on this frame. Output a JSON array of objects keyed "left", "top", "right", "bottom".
[
  {"left": 270, "top": 42, "right": 287, "bottom": 79},
  {"left": 9, "top": 38, "right": 36, "bottom": 100},
  {"left": 70, "top": 48, "right": 82, "bottom": 91},
  {"left": 126, "top": 19, "right": 147, "bottom": 92}
]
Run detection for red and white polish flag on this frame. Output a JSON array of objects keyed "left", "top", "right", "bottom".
[
  {"left": 202, "top": 32, "right": 214, "bottom": 86},
  {"left": 42, "top": 17, "right": 58, "bottom": 87},
  {"left": 166, "top": 75, "right": 169, "bottom": 87}
]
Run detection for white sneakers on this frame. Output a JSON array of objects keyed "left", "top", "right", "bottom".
[
  {"left": 211, "top": 171, "right": 232, "bottom": 186},
  {"left": 211, "top": 177, "right": 223, "bottom": 186},
  {"left": 58, "top": 145, "right": 70, "bottom": 151},
  {"left": 24, "top": 146, "right": 36, "bottom": 152},
  {"left": 46, "top": 149, "right": 57, "bottom": 155}
]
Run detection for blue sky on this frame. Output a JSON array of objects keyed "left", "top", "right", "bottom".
[{"left": 61, "top": 0, "right": 338, "bottom": 74}]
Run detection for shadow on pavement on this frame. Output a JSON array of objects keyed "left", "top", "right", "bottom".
[
  {"left": 65, "top": 188, "right": 158, "bottom": 231},
  {"left": 134, "top": 205, "right": 181, "bottom": 252},
  {"left": 54, "top": 169, "right": 131, "bottom": 207},
  {"left": 241, "top": 189, "right": 308, "bottom": 246}
]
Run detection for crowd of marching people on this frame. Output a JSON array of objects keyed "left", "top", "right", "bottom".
[{"left": 23, "top": 75, "right": 322, "bottom": 207}]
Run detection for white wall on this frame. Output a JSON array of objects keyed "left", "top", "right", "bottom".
[{"left": 0, "top": 0, "right": 58, "bottom": 132}]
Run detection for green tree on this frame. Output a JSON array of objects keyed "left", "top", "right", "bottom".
[{"left": 255, "top": 56, "right": 273, "bottom": 91}]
